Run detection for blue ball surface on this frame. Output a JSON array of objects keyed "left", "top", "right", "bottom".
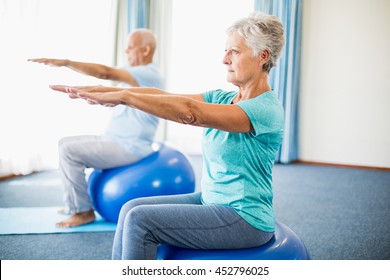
[
  {"left": 157, "top": 222, "right": 310, "bottom": 260},
  {"left": 88, "top": 143, "right": 196, "bottom": 223}
]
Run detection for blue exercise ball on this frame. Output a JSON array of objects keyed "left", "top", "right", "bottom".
[
  {"left": 157, "top": 222, "right": 310, "bottom": 260},
  {"left": 88, "top": 143, "right": 196, "bottom": 223}
]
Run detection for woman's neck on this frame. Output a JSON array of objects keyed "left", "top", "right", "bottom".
[{"left": 233, "top": 77, "right": 271, "bottom": 104}]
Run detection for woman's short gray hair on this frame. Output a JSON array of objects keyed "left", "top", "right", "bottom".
[{"left": 227, "top": 12, "right": 285, "bottom": 73}]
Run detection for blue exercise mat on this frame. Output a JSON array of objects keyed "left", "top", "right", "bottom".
[{"left": 0, "top": 207, "right": 117, "bottom": 235}]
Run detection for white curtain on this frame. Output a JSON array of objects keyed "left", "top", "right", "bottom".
[
  {"left": 0, "top": 0, "right": 117, "bottom": 176},
  {"left": 112, "top": 0, "right": 130, "bottom": 67}
]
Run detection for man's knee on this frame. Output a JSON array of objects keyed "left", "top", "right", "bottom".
[
  {"left": 58, "top": 137, "right": 71, "bottom": 154},
  {"left": 58, "top": 138, "right": 80, "bottom": 160},
  {"left": 58, "top": 136, "right": 75, "bottom": 149}
]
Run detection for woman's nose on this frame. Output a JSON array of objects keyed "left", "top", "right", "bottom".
[{"left": 222, "top": 53, "right": 230, "bottom": 65}]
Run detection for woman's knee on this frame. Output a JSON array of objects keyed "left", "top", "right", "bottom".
[
  {"left": 119, "top": 198, "right": 148, "bottom": 220},
  {"left": 122, "top": 205, "right": 153, "bottom": 230}
]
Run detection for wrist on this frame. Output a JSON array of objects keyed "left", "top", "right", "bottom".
[{"left": 120, "top": 90, "right": 130, "bottom": 105}]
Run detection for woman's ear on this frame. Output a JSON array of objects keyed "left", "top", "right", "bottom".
[{"left": 260, "top": 49, "right": 270, "bottom": 63}]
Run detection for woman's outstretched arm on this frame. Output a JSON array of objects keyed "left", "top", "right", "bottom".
[{"left": 50, "top": 85, "right": 252, "bottom": 132}]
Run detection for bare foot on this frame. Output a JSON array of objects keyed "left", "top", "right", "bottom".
[
  {"left": 57, "top": 208, "right": 70, "bottom": 214},
  {"left": 56, "top": 209, "right": 95, "bottom": 228}
]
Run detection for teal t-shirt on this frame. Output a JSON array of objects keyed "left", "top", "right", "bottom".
[{"left": 201, "top": 89, "right": 284, "bottom": 232}]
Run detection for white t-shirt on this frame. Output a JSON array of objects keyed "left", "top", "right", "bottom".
[{"left": 104, "top": 63, "right": 165, "bottom": 157}]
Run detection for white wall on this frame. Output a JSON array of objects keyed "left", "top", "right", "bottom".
[{"left": 299, "top": 0, "right": 390, "bottom": 168}]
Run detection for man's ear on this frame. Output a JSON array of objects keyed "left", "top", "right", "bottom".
[{"left": 142, "top": 45, "right": 151, "bottom": 56}]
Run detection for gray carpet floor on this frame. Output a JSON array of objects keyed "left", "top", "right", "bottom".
[{"left": 1, "top": 156, "right": 389, "bottom": 260}]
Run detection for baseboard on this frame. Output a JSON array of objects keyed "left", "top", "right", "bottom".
[
  {"left": 293, "top": 160, "right": 390, "bottom": 171},
  {"left": 0, "top": 174, "right": 20, "bottom": 181}
]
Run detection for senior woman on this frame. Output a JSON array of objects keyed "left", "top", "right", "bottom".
[{"left": 51, "top": 12, "right": 285, "bottom": 260}]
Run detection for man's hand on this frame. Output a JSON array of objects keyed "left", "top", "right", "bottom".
[{"left": 28, "top": 58, "right": 68, "bottom": 67}]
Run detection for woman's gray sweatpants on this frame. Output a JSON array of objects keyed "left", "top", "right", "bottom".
[{"left": 112, "top": 192, "right": 274, "bottom": 260}]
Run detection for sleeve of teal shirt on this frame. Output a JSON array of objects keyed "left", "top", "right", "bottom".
[
  {"left": 202, "top": 90, "right": 213, "bottom": 103},
  {"left": 202, "top": 89, "right": 225, "bottom": 103},
  {"left": 237, "top": 92, "right": 284, "bottom": 136}
]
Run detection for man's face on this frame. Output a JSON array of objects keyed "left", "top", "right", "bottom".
[{"left": 125, "top": 34, "right": 144, "bottom": 66}]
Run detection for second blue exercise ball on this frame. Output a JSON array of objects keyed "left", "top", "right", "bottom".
[
  {"left": 157, "top": 222, "right": 310, "bottom": 260},
  {"left": 88, "top": 143, "right": 196, "bottom": 223}
]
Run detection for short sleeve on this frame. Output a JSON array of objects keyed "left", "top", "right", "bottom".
[
  {"left": 121, "top": 64, "right": 165, "bottom": 89},
  {"left": 202, "top": 89, "right": 236, "bottom": 104},
  {"left": 237, "top": 92, "right": 284, "bottom": 136}
]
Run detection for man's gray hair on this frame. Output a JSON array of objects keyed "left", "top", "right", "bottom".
[
  {"left": 227, "top": 12, "right": 285, "bottom": 73},
  {"left": 130, "top": 28, "right": 157, "bottom": 54}
]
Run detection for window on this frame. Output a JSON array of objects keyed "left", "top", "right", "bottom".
[
  {"left": 165, "top": 0, "right": 254, "bottom": 154},
  {"left": 0, "top": 0, "right": 114, "bottom": 175}
]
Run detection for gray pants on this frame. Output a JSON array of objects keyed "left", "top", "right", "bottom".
[
  {"left": 112, "top": 192, "right": 274, "bottom": 260},
  {"left": 58, "top": 135, "right": 142, "bottom": 214}
]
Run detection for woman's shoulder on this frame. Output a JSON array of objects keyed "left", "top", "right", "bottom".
[
  {"left": 243, "top": 90, "right": 283, "bottom": 109},
  {"left": 202, "top": 89, "right": 237, "bottom": 104}
]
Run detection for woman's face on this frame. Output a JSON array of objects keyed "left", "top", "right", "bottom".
[{"left": 223, "top": 32, "right": 262, "bottom": 86}]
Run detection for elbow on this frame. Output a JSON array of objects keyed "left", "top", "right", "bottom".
[
  {"left": 179, "top": 112, "right": 197, "bottom": 125},
  {"left": 95, "top": 66, "right": 112, "bottom": 80},
  {"left": 177, "top": 102, "right": 204, "bottom": 126},
  {"left": 96, "top": 71, "right": 111, "bottom": 80}
]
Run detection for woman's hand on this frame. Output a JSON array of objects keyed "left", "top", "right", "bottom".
[{"left": 50, "top": 85, "right": 126, "bottom": 107}]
